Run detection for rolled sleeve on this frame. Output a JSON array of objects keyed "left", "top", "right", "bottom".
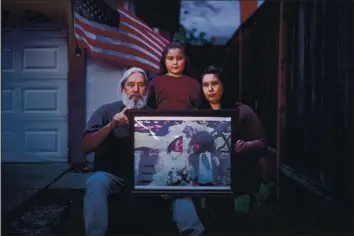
[{"left": 82, "top": 108, "right": 107, "bottom": 138}]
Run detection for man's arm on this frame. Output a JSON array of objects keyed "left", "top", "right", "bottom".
[
  {"left": 81, "top": 122, "right": 114, "bottom": 154},
  {"left": 81, "top": 107, "right": 129, "bottom": 154}
]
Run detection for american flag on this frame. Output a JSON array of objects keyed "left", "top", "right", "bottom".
[{"left": 73, "top": 0, "right": 170, "bottom": 73}]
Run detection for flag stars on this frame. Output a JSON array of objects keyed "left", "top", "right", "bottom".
[{"left": 75, "top": 0, "right": 121, "bottom": 28}]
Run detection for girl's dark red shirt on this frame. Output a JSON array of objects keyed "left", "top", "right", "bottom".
[{"left": 147, "top": 74, "right": 202, "bottom": 110}]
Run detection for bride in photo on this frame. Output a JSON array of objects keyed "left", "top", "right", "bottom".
[{"left": 149, "top": 135, "right": 191, "bottom": 186}]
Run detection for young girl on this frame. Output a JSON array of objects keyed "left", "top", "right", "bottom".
[
  {"left": 147, "top": 42, "right": 202, "bottom": 110},
  {"left": 147, "top": 42, "right": 206, "bottom": 236}
]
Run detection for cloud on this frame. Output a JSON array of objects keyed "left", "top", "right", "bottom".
[
  {"left": 180, "top": 1, "right": 241, "bottom": 40},
  {"left": 180, "top": 0, "right": 265, "bottom": 44}
]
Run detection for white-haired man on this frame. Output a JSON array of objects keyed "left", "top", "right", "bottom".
[{"left": 81, "top": 67, "right": 204, "bottom": 236}]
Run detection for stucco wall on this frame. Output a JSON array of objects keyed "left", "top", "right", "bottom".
[{"left": 85, "top": 57, "right": 128, "bottom": 122}]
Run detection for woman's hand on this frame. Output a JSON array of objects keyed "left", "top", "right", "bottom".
[
  {"left": 234, "top": 140, "right": 250, "bottom": 153},
  {"left": 234, "top": 139, "right": 265, "bottom": 153}
]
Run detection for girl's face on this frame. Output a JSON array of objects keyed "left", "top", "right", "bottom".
[
  {"left": 165, "top": 48, "right": 185, "bottom": 76},
  {"left": 202, "top": 74, "right": 224, "bottom": 104}
]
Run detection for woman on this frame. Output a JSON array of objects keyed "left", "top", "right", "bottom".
[
  {"left": 150, "top": 136, "right": 191, "bottom": 186},
  {"left": 200, "top": 65, "right": 267, "bottom": 194}
]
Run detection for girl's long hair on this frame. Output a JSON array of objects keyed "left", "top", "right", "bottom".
[{"left": 159, "top": 42, "right": 194, "bottom": 77}]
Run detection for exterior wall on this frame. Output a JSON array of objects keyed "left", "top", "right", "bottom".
[
  {"left": 84, "top": 0, "right": 137, "bottom": 163},
  {"left": 2, "top": 0, "right": 137, "bottom": 216},
  {"left": 85, "top": 58, "right": 127, "bottom": 122},
  {"left": 1, "top": 2, "right": 78, "bottom": 215},
  {"left": 85, "top": 0, "right": 136, "bottom": 122}
]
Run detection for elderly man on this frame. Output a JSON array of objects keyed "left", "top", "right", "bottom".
[{"left": 81, "top": 67, "right": 203, "bottom": 236}]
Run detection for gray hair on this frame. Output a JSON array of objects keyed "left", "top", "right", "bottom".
[{"left": 119, "top": 67, "right": 148, "bottom": 90}]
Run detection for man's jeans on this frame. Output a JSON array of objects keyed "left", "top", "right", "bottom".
[{"left": 84, "top": 171, "right": 205, "bottom": 236}]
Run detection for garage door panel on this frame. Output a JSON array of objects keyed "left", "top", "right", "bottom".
[
  {"left": 2, "top": 80, "right": 67, "bottom": 118},
  {"left": 22, "top": 120, "right": 68, "bottom": 162},
  {"left": 2, "top": 123, "right": 21, "bottom": 161},
  {"left": 2, "top": 88, "right": 17, "bottom": 113},
  {"left": 2, "top": 29, "right": 68, "bottom": 163},
  {"left": 20, "top": 38, "right": 68, "bottom": 78},
  {"left": 2, "top": 119, "right": 67, "bottom": 162},
  {"left": 1, "top": 46, "right": 16, "bottom": 72},
  {"left": 21, "top": 80, "right": 67, "bottom": 117}
]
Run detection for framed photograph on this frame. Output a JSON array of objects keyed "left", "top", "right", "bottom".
[{"left": 128, "top": 109, "right": 239, "bottom": 196}]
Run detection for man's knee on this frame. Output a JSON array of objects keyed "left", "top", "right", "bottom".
[
  {"left": 172, "top": 198, "right": 197, "bottom": 219},
  {"left": 172, "top": 198, "right": 204, "bottom": 235},
  {"left": 173, "top": 198, "right": 195, "bottom": 210},
  {"left": 85, "top": 172, "right": 111, "bottom": 195}
]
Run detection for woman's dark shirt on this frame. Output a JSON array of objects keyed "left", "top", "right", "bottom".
[{"left": 202, "top": 101, "right": 267, "bottom": 194}]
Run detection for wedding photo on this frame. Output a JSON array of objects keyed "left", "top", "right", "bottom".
[{"left": 133, "top": 116, "right": 232, "bottom": 191}]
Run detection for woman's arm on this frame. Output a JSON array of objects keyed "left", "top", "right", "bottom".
[
  {"left": 235, "top": 104, "right": 267, "bottom": 153},
  {"left": 247, "top": 139, "right": 265, "bottom": 150}
]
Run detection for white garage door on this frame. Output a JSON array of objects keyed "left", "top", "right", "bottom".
[{"left": 2, "top": 27, "right": 68, "bottom": 162}]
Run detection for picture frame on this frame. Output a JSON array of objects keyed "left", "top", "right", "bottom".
[{"left": 127, "top": 109, "right": 239, "bottom": 196}]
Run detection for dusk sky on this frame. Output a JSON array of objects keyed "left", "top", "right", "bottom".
[{"left": 180, "top": 0, "right": 264, "bottom": 45}]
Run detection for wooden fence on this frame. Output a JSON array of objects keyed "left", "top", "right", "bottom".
[{"left": 224, "top": 0, "right": 354, "bottom": 203}]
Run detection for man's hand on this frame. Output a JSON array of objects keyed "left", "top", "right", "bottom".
[
  {"left": 110, "top": 107, "right": 129, "bottom": 129},
  {"left": 234, "top": 140, "right": 250, "bottom": 153}
]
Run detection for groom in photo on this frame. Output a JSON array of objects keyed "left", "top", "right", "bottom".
[{"left": 188, "top": 131, "right": 228, "bottom": 186}]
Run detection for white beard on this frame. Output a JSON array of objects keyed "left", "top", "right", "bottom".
[{"left": 121, "top": 91, "right": 147, "bottom": 109}]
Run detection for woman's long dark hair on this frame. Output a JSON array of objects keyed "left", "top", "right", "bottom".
[
  {"left": 199, "top": 65, "right": 235, "bottom": 109},
  {"left": 159, "top": 42, "right": 194, "bottom": 77}
]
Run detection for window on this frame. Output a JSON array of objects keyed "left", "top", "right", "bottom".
[{"left": 21, "top": 10, "right": 57, "bottom": 31}]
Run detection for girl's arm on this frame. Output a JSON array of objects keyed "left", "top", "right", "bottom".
[
  {"left": 191, "top": 81, "right": 203, "bottom": 108},
  {"left": 147, "top": 80, "right": 157, "bottom": 109}
]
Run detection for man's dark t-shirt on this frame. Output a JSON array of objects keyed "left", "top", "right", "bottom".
[
  {"left": 83, "top": 101, "right": 134, "bottom": 178},
  {"left": 147, "top": 74, "right": 202, "bottom": 110}
]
